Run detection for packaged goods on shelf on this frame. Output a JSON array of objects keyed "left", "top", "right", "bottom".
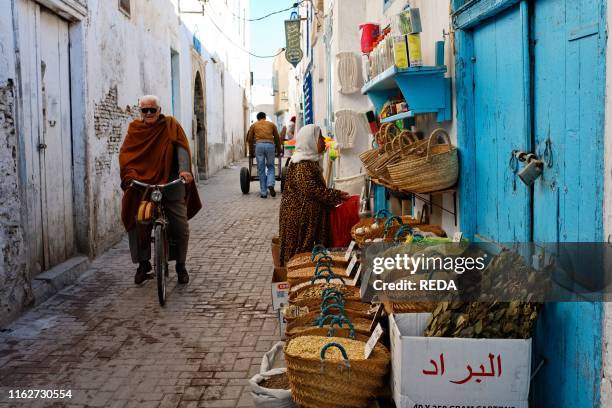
[{"left": 407, "top": 33, "right": 423, "bottom": 67}]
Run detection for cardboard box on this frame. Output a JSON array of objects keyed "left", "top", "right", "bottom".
[
  {"left": 278, "top": 308, "right": 288, "bottom": 340},
  {"left": 389, "top": 313, "right": 531, "bottom": 408},
  {"left": 271, "top": 267, "right": 289, "bottom": 310}
]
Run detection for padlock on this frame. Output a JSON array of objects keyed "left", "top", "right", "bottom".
[{"left": 518, "top": 158, "right": 544, "bottom": 186}]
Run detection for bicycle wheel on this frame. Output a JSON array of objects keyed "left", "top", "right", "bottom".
[{"left": 154, "top": 224, "right": 167, "bottom": 306}]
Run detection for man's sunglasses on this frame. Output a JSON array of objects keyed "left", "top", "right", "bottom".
[{"left": 140, "top": 107, "right": 159, "bottom": 114}]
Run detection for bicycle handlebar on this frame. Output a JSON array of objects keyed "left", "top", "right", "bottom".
[{"left": 131, "top": 178, "right": 185, "bottom": 189}]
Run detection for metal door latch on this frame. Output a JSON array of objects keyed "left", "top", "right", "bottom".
[
  {"left": 37, "top": 143, "right": 47, "bottom": 150},
  {"left": 510, "top": 150, "right": 544, "bottom": 186}
]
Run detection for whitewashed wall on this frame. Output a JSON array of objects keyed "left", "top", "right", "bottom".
[
  {"left": 84, "top": 0, "right": 195, "bottom": 253},
  {"left": 179, "top": 0, "right": 251, "bottom": 170},
  {"left": 0, "top": 5, "right": 30, "bottom": 325},
  {"left": 0, "top": 0, "right": 249, "bottom": 324}
]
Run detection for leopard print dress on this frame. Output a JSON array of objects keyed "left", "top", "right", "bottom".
[{"left": 279, "top": 161, "right": 342, "bottom": 266}]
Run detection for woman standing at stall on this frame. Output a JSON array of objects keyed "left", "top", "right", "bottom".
[{"left": 278, "top": 124, "right": 350, "bottom": 266}]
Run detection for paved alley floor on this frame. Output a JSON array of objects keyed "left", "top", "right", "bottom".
[{"left": 0, "top": 164, "right": 281, "bottom": 407}]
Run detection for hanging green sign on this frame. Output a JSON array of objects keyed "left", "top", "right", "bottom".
[{"left": 284, "top": 19, "right": 303, "bottom": 67}]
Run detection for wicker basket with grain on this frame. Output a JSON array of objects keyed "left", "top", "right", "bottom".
[
  {"left": 287, "top": 251, "right": 349, "bottom": 271},
  {"left": 287, "top": 265, "right": 350, "bottom": 287},
  {"left": 285, "top": 336, "right": 391, "bottom": 408},
  {"left": 382, "top": 300, "right": 437, "bottom": 314},
  {"left": 285, "top": 313, "right": 372, "bottom": 339},
  {"left": 289, "top": 283, "right": 361, "bottom": 306},
  {"left": 284, "top": 301, "right": 376, "bottom": 324},
  {"left": 387, "top": 128, "right": 459, "bottom": 193}
]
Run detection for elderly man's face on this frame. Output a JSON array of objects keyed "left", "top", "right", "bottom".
[{"left": 139, "top": 100, "right": 160, "bottom": 125}]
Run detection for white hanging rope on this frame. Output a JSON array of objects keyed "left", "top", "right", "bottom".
[
  {"left": 335, "top": 110, "right": 368, "bottom": 148},
  {"left": 336, "top": 52, "right": 361, "bottom": 94}
]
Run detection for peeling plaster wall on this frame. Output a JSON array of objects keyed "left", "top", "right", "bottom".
[
  {"left": 0, "top": 8, "right": 30, "bottom": 325},
  {"left": 84, "top": 0, "right": 196, "bottom": 255}
]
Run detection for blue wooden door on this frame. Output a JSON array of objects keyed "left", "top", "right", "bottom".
[
  {"left": 472, "top": 2, "right": 531, "bottom": 243},
  {"left": 454, "top": 0, "right": 606, "bottom": 405},
  {"left": 531, "top": 0, "right": 606, "bottom": 405}
]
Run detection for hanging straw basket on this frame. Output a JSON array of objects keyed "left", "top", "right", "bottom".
[
  {"left": 285, "top": 336, "right": 391, "bottom": 408},
  {"left": 371, "top": 130, "right": 418, "bottom": 182},
  {"left": 387, "top": 128, "right": 459, "bottom": 193}
]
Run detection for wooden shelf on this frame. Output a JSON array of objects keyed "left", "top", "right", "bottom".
[
  {"left": 362, "top": 65, "right": 452, "bottom": 123},
  {"left": 380, "top": 111, "right": 413, "bottom": 123}
]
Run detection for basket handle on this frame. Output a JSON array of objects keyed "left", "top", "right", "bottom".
[
  {"left": 327, "top": 316, "right": 356, "bottom": 339},
  {"left": 374, "top": 208, "right": 392, "bottom": 221},
  {"left": 426, "top": 128, "right": 451, "bottom": 161},
  {"left": 321, "top": 293, "right": 345, "bottom": 307},
  {"left": 394, "top": 224, "right": 415, "bottom": 241},
  {"left": 320, "top": 303, "right": 345, "bottom": 315},
  {"left": 320, "top": 342, "right": 350, "bottom": 362},
  {"left": 322, "top": 288, "right": 344, "bottom": 299},
  {"left": 311, "top": 245, "right": 329, "bottom": 261},
  {"left": 316, "top": 254, "right": 334, "bottom": 264},
  {"left": 311, "top": 268, "right": 346, "bottom": 285},
  {"left": 383, "top": 216, "right": 404, "bottom": 237},
  {"left": 314, "top": 261, "right": 333, "bottom": 276}
]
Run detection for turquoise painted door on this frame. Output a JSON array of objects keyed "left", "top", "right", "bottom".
[
  {"left": 472, "top": 2, "right": 531, "bottom": 243},
  {"left": 531, "top": 0, "right": 605, "bottom": 405},
  {"left": 456, "top": 0, "right": 606, "bottom": 406}
]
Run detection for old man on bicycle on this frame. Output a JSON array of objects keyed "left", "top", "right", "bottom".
[{"left": 119, "top": 95, "right": 202, "bottom": 285}]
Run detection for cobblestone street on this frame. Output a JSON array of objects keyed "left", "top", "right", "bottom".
[{"left": 0, "top": 164, "right": 280, "bottom": 408}]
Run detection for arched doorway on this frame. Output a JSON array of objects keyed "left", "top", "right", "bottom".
[{"left": 193, "top": 71, "right": 207, "bottom": 179}]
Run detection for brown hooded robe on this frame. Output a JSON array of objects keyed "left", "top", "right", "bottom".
[{"left": 119, "top": 115, "right": 202, "bottom": 231}]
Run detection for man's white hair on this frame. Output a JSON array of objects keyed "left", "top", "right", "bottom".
[{"left": 139, "top": 95, "right": 160, "bottom": 107}]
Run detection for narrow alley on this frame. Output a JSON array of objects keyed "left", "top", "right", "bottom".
[{"left": 0, "top": 165, "right": 279, "bottom": 408}]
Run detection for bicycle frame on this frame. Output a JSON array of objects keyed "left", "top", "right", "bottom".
[{"left": 131, "top": 178, "right": 185, "bottom": 305}]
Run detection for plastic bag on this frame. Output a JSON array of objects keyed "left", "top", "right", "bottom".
[
  {"left": 330, "top": 195, "right": 361, "bottom": 247},
  {"left": 260, "top": 341, "right": 286, "bottom": 372},
  {"left": 250, "top": 368, "right": 295, "bottom": 408}
]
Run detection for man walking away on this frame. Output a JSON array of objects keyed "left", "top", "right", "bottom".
[{"left": 246, "top": 112, "right": 282, "bottom": 198}]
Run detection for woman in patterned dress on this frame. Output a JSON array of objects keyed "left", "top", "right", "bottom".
[{"left": 278, "top": 124, "right": 350, "bottom": 266}]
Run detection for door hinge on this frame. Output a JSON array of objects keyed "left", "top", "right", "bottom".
[{"left": 37, "top": 143, "right": 47, "bottom": 150}]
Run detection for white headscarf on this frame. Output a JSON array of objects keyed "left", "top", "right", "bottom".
[{"left": 290, "top": 124, "right": 322, "bottom": 164}]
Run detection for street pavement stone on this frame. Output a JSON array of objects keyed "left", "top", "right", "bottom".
[{"left": 0, "top": 164, "right": 281, "bottom": 407}]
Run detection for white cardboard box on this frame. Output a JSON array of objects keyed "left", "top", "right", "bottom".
[
  {"left": 389, "top": 313, "right": 531, "bottom": 408},
  {"left": 271, "top": 267, "right": 289, "bottom": 310}
]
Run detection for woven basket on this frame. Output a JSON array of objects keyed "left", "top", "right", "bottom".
[
  {"left": 286, "top": 314, "right": 373, "bottom": 339},
  {"left": 284, "top": 302, "right": 376, "bottom": 324},
  {"left": 360, "top": 124, "right": 398, "bottom": 176},
  {"left": 289, "top": 283, "right": 361, "bottom": 307},
  {"left": 372, "top": 131, "right": 419, "bottom": 182},
  {"left": 382, "top": 300, "right": 437, "bottom": 314},
  {"left": 289, "top": 386, "right": 370, "bottom": 408},
  {"left": 287, "top": 326, "right": 371, "bottom": 342},
  {"left": 287, "top": 265, "right": 349, "bottom": 287},
  {"left": 387, "top": 128, "right": 458, "bottom": 193},
  {"left": 287, "top": 251, "right": 349, "bottom": 271},
  {"left": 285, "top": 336, "right": 390, "bottom": 404}
]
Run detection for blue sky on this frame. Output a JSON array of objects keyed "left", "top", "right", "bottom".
[{"left": 250, "top": 0, "right": 297, "bottom": 87}]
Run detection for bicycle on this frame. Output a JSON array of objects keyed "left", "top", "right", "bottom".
[{"left": 131, "top": 178, "right": 185, "bottom": 306}]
